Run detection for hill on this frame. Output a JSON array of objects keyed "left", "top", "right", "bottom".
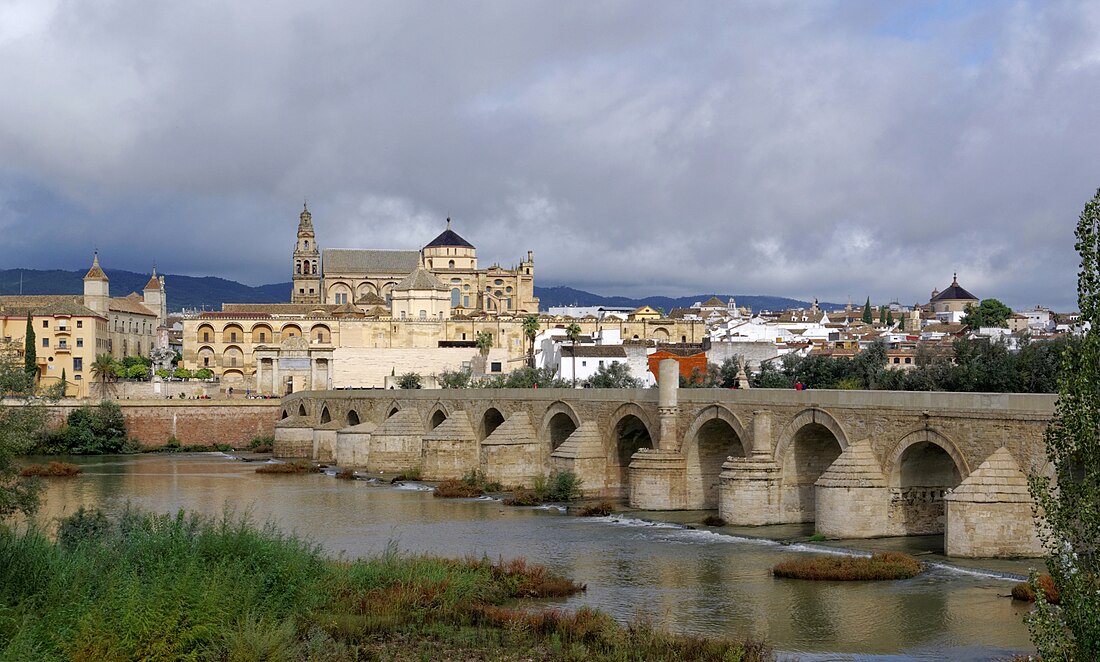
[{"left": 0, "top": 268, "right": 842, "bottom": 314}]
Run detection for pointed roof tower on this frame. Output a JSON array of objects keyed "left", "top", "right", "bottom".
[
  {"left": 297, "top": 201, "right": 314, "bottom": 234},
  {"left": 83, "top": 252, "right": 108, "bottom": 282},
  {"left": 425, "top": 217, "right": 474, "bottom": 249},
  {"left": 144, "top": 266, "right": 162, "bottom": 290}
]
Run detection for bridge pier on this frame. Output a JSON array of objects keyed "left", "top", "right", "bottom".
[
  {"left": 421, "top": 411, "right": 477, "bottom": 481},
  {"left": 718, "top": 410, "right": 785, "bottom": 525},
  {"left": 273, "top": 414, "right": 314, "bottom": 458},
  {"left": 814, "top": 439, "right": 889, "bottom": 538},
  {"left": 335, "top": 421, "right": 375, "bottom": 467},
  {"left": 480, "top": 412, "right": 542, "bottom": 488},
  {"left": 629, "top": 449, "right": 687, "bottom": 510},
  {"left": 945, "top": 448, "right": 1043, "bottom": 558},
  {"left": 550, "top": 422, "right": 608, "bottom": 496}
]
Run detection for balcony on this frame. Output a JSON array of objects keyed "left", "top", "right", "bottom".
[
  {"left": 55, "top": 327, "right": 71, "bottom": 335},
  {"left": 55, "top": 344, "right": 71, "bottom": 353}
]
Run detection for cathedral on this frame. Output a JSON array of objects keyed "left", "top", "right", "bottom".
[{"left": 290, "top": 204, "right": 538, "bottom": 316}]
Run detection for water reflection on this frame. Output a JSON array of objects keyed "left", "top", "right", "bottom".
[{"left": 31, "top": 454, "right": 1034, "bottom": 660}]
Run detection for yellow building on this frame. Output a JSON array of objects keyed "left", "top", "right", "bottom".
[
  {"left": 0, "top": 299, "right": 108, "bottom": 398},
  {"left": 290, "top": 206, "right": 538, "bottom": 315}
]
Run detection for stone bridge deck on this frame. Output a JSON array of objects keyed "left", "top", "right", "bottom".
[{"left": 274, "top": 371, "right": 1056, "bottom": 558}]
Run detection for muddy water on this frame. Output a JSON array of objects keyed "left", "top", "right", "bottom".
[{"left": 33, "top": 454, "right": 1037, "bottom": 660}]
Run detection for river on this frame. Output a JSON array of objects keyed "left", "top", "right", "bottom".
[{"left": 31, "top": 453, "right": 1037, "bottom": 660}]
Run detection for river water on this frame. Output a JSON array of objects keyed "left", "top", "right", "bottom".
[{"left": 32, "top": 453, "right": 1037, "bottom": 660}]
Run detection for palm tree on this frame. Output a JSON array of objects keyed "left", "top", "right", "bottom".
[
  {"left": 91, "top": 353, "right": 115, "bottom": 400},
  {"left": 565, "top": 323, "right": 582, "bottom": 388},
  {"left": 522, "top": 315, "right": 540, "bottom": 369},
  {"left": 475, "top": 331, "right": 494, "bottom": 376}
]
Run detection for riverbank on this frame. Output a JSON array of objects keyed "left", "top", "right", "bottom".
[{"left": 0, "top": 507, "right": 771, "bottom": 661}]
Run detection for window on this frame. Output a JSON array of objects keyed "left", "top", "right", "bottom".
[
  {"left": 76, "top": 338, "right": 83, "bottom": 348},
  {"left": 259, "top": 333, "right": 267, "bottom": 342},
  {"left": 400, "top": 311, "right": 406, "bottom": 320},
  {"left": 299, "top": 288, "right": 305, "bottom": 294},
  {"left": 73, "top": 357, "right": 83, "bottom": 372},
  {"left": 42, "top": 320, "right": 48, "bottom": 328},
  {"left": 490, "top": 362, "right": 502, "bottom": 372},
  {"left": 448, "top": 260, "right": 455, "bottom": 269},
  {"left": 335, "top": 293, "right": 347, "bottom": 304},
  {"left": 203, "top": 357, "right": 209, "bottom": 366},
  {"left": 304, "top": 240, "right": 309, "bottom": 249},
  {"left": 41, "top": 338, "right": 49, "bottom": 347},
  {"left": 599, "top": 361, "right": 605, "bottom": 367},
  {"left": 463, "top": 296, "right": 469, "bottom": 307},
  {"left": 904, "top": 357, "right": 912, "bottom": 364},
  {"left": 309, "top": 288, "right": 315, "bottom": 294},
  {"left": 581, "top": 360, "right": 586, "bottom": 367},
  {"left": 203, "top": 332, "right": 210, "bottom": 342},
  {"left": 451, "top": 288, "right": 461, "bottom": 307},
  {"left": 893, "top": 358, "right": 900, "bottom": 364},
  {"left": 419, "top": 310, "right": 427, "bottom": 320},
  {"left": 230, "top": 332, "right": 238, "bottom": 342},
  {"left": 76, "top": 320, "right": 83, "bottom": 328},
  {"left": 74, "top": 375, "right": 82, "bottom": 381}
]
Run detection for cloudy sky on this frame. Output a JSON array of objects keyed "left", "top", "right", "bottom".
[{"left": 1, "top": 1, "right": 1098, "bottom": 310}]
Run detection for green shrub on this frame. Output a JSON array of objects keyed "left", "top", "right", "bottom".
[
  {"left": 434, "top": 479, "right": 484, "bottom": 498},
  {"left": 1012, "top": 574, "right": 1060, "bottom": 604},
  {"left": 38, "top": 401, "right": 128, "bottom": 455},
  {"left": 194, "top": 368, "right": 214, "bottom": 380}
]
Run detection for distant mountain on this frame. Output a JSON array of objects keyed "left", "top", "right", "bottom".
[
  {"left": 533, "top": 286, "right": 845, "bottom": 313},
  {"left": 0, "top": 268, "right": 843, "bottom": 315},
  {"left": 0, "top": 268, "right": 291, "bottom": 312}
]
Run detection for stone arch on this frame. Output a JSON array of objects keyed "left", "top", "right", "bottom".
[
  {"left": 280, "top": 324, "right": 302, "bottom": 340},
  {"left": 885, "top": 428, "right": 969, "bottom": 537},
  {"left": 196, "top": 323, "right": 216, "bottom": 344},
  {"left": 346, "top": 409, "right": 360, "bottom": 426},
  {"left": 539, "top": 401, "right": 581, "bottom": 450},
  {"left": 651, "top": 327, "right": 670, "bottom": 341},
  {"left": 222, "top": 324, "right": 245, "bottom": 343},
  {"left": 221, "top": 369, "right": 245, "bottom": 385},
  {"left": 775, "top": 408, "right": 849, "bottom": 523},
  {"left": 479, "top": 407, "right": 506, "bottom": 441},
  {"left": 682, "top": 405, "right": 749, "bottom": 509},
  {"left": 386, "top": 400, "right": 401, "bottom": 419},
  {"left": 607, "top": 404, "right": 656, "bottom": 496},
  {"left": 251, "top": 323, "right": 274, "bottom": 344},
  {"left": 298, "top": 402, "right": 308, "bottom": 417},
  {"left": 311, "top": 324, "right": 331, "bottom": 344},
  {"left": 197, "top": 345, "right": 215, "bottom": 368},
  {"left": 320, "top": 405, "right": 331, "bottom": 424},
  {"left": 327, "top": 281, "right": 352, "bottom": 303},
  {"left": 280, "top": 409, "right": 289, "bottom": 420},
  {"left": 427, "top": 402, "right": 450, "bottom": 430},
  {"left": 222, "top": 345, "right": 244, "bottom": 368}
]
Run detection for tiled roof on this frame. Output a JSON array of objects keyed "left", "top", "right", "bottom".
[
  {"left": 424, "top": 220, "right": 474, "bottom": 249},
  {"left": 560, "top": 345, "right": 627, "bottom": 358},
  {"left": 700, "top": 296, "right": 726, "bottom": 307},
  {"left": 322, "top": 249, "right": 420, "bottom": 274},
  {"left": 0, "top": 295, "right": 101, "bottom": 318},
  {"left": 83, "top": 253, "right": 108, "bottom": 281},
  {"left": 930, "top": 275, "right": 978, "bottom": 302},
  {"left": 108, "top": 294, "right": 156, "bottom": 316},
  {"left": 394, "top": 268, "right": 448, "bottom": 292},
  {"left": 355, "top": 292, "right": 387, "bottom": 306},
  {"left": 221, "top": 303, "right": 338, "bottom": 315}
]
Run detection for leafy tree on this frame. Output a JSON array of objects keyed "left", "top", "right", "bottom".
[
  {"left": 862, "top": 297, "right": 873, "bottom": 324},
  {"left": 173, "top": 367, "right": 194, "bottom": 380},
  {"left": 565, "top": 323, "right": 582, "bottom": 388},
  {"left": 0, "top": 342, "right": 49, "bottom": 518},
  {"left": 879, "top": 306, "right": 887, "bottom": 325},
  {"left": 41, "top": 401, "right": 128, "bottom": 455},
  {"left": 194, "top": 368, "right": 214, "bottom": 380},
  {"left": 0, "top": 339, "right": 34, "bottom": 396},
  {"left": 1027, "top": 187, "right": 1100, "bottom": 659},
  {"left": 397, "top": 372, "right": 422, "bottom": 389},
  {"left": 438, "top": 368, "right": 471, "bottom": 389},
  {"left": 522, "top": 315, "right": 540, "bottom": 369},
  {"left": 111, "top": 361, "right": 127, "bottom": 379},
  {"left": 585, "top": 362, "right": 641, "bottom": 388},
  {"left": 887, "top": 310, "right": 895, "bottom": 326},
  {"left": 961, "top": 298, "right": 1013, "bottom": 329},
  {"left": 716, "top": 357, "right": 742, "bottom": 388},
  {"left": 475, "top": 331, "right": 493, "bottom": 358},
  {"left": 91, "top": 353, "right": 115, "bottom": 398},
  {"left": 155, "top": 368, "right": 171, "bottom": 379},
  {"left": 126, "top": 364, "right": 149, "bottom": 380},
  {"left": 23, "top": 314, "right": 36, "bottom": 382},
  {"left": 751, "top": 360, "right": 793, "bottom": 388}
]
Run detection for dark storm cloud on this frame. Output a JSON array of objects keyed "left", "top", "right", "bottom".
[{"left": 1, "top": 0, "right": 1098, "bottom": 310}]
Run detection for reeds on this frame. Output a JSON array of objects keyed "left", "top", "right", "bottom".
[
  {"left": 1011, "top": 574, "right": 1060, "bottom": 604},
  {"left": 433, "top": 479, "right": 485, "bottom": 498},
  {"left": 0, "top": 507, "right": 772, "bottom": 660},
  {"left": 576, "top": 502, "right": 615, "bottom": 517},
  {"left": 772, "top": 552, "right": 923, "bottom": 581},
  {"left": 19, "top": 462, "right": 81, "bottom": 477},
  {"left": 255, "top": 460, "right": 320, "bottom": 474},
  {"left": 334, "top": 468, "right": 358, "bottom": 480}
]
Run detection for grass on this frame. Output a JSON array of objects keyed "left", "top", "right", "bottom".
[
  {"left": 576, "top": 502, "right": 615, "bottom": 517},
  {"left": 390, "top": 466, "right": 422, "bottom": 482},
  {"left": 1011, "top": 574, "right": 1060, "bottom": 604},
  {"left": 19, "top": 462, "right": 82, "bottom": 478},
  {"left": 434, "top": 479, "right": 486, "bottom": 498},
  {"left": 504, "top": 470, "right": 584, "bottom": 506},
  {"left": 772, "top": 552, "right": 923, "bottom": 581},
  {"left": 0, "top": 508, "right": 773, "bottom": 661},
  {"left": 248, "top": 434, "right": 275, "bottom": 453},
  {"left": 256, "top": 460, "right": 321, "bottom": 475}
]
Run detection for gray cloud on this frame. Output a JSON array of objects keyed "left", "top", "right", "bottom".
[{"left": 1, "top": 0, "right": 1098, "bottom": 310}]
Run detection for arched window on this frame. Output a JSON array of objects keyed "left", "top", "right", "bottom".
[
  {"left": 451, "top": 288, "right": 461, "bottom": 307},
  {"left": 448, "top": 259, "right": 455, "bottom": 269},
  {"left": 304, "top": 240, "right": 309, "bottom": 250},
  {"left": 296, "top": 261, "right": 301, "bottom": 274}
]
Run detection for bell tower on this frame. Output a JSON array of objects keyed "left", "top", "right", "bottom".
[{"left": 291, "top": 202, "right": 321, "bottom": 304}]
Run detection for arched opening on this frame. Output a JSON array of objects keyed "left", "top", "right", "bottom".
[
  {"left": 430, "top": 409, "right": 447, "bottom": 430},
  {"left": 387, "top": 406, "right": 400, "bottom": 418},
  {"left": 610, "top": 415, "right": 653, "bottom": 494},
  {"left": 889, "top": 441, "right": 962, "bottom": 536},
  {"left": 481, "top": 408, "right": 505, "bottom": 441},
  {"left": 298, "top": 403, "right": 308, "bottom": 417},
  {"left": 346, "top": 410, "right": 360, "bottom": 426},
  {"left": 251, "top": 324, "right": 273, "bottom": 344},
  {"left": 781, "top": 423, "right": 843, "bottom": 523},
  {"left": 222, "top": 324, "right": 244, "bottom": 343},
  {"left": 222, "top": 345, "right": 243, "bottom": 368},
  {"left": 320, "top": 407, "right": 331, "bottom": 424},
  {"left": 687, "top": 418, "right": 746, "bottom": 508},
  {"left": 280, "top": 409, "right": 288, "bottom": 420},
  {"left": 547, "top": 412, "right": 578, "bottom": 450},
  {"left": 197, "top": 324, "right": 215, "bottom": 344},
  {"left": 281, "top": 324, "right": 302, "bottom": 340},
  {"left": 311, "top": 324, "right": 331, "bottom": 343}
]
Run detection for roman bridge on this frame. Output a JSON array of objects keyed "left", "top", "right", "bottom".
[{"left": 273, "top": 361, "right": 1056, "bottom": 558}]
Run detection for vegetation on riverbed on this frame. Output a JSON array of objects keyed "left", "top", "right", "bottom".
[
  {"left": 504, "top": 470, "right": 584, "bottom": 506},
  {"left": 772, "top": 552, "right": 923, "bottom": 581},
  {"left": 255, "top": 459, "right": 320, "bottom": 474},
  {"left": 434, "top": 471, "right": 504, "bottom": 499},
  {"left": 248, "top": 434, "right": 274, "bottom": 453},
  {"left": 19, "top": 462, "right": 81, "bottom": 478},
  {"left": 1012, "top": 574, "right": 1060, "bottom": 605},
  {"left": 576, "top": 502, "right": 616, "bottom": 517},
  {"left": 0, "top": 508, "right": 772, "bottom": 661}
]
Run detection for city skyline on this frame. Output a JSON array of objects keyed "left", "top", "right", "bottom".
[{"left": 1, "top": 2, "right": 1099, "bottom": 310}]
